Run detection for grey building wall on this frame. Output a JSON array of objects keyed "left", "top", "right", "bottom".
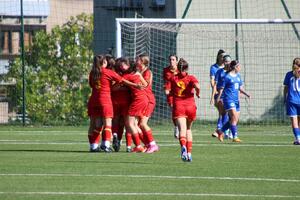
[{"left": 94, "top": 0, "right": 176, "bottom": 55}]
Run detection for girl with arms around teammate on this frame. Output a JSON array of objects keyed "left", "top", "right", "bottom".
[
  {"left": 168, "top": 58, "right": 200, "bottom": 162},
  {"left": 283, "top": 58, "right": 300, "bottom": 145}
]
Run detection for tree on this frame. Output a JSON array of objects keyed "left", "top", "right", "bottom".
[{"left": 4, "top": 13, "right": 94, "bottom": 125}]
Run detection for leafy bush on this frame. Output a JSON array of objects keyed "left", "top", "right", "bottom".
[{"left": 4, "top": 14, "right": 93, "bottom": 125}]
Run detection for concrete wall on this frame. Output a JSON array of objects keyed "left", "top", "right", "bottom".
[{"left": 46, "top": 0, "right": 93, "bottom": 31}]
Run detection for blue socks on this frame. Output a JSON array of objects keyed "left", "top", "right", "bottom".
[
  {"left": 292, "top": 128, "right": 300, "bottom": 140},
  {"left": 217, "top": 116, "right": 223, "bottom": 130},
  {"left": 230, "top": 125, "right": 238, "bottom": 139}
]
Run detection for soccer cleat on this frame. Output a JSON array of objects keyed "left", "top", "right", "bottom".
[
  {"left": 293, "top": 141, "right": 300, "bottom": 145},
  {"left": 187, "top": 153, "right": 192, "bottom": 162},
  {"left": 100, "top": 145, "right": 113, "bottom": 153},
  {"left": 181, "top": 146, "right": 188, "bottom": 161},
  {"left": 112, "top": 134, "right": 120, "bottom": 152},
  {"left": 131, "top": 146, "right": 145, "bottom": 153},
  {"left": 126, "top": 146, "right": 132, "bottom": 152},
  {"left": 174, "top": 126, "right": 179, "bottom": 139},
  {"left": 232, "top": 138, "right": 242, "bottom": 143},
  {"left": 216, "top": 130, "right": 224, "bottom": 142},
  {"left": 89, "top": 146, "right": 100, "bottom": 152},
  {"left": 224, "top": 129, "right": 230, "bottom": 139},
  {"left": 145, "top": 144, "right": 159, "bottom": 153},
  {"left": 211, "top": 131, "right": 218, "bottom": 138}
]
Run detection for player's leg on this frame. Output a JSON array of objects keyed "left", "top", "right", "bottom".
[
  {"left": 88, "top": 117, "right": 102, "bottom": 152},
  {"left": 291, "top": 116, "right": 300, "bottom": 145},
  {"left": 139, "top": 116, "right": 159, "bottom": 153},
  {"left": 286, "top": 102, "right": 300, "bottom": 145},
  {"left": 176, "top": 117, "right": 188, "bottom": 161},
  {"left": 186, "top": 119, "right": 194, "bottom": 162},
  {"left": 101, "top": 117, "right": 113, "bottom": 152},
  {"left": 126, "top": 115, "right": 145, "bottom": 152}
]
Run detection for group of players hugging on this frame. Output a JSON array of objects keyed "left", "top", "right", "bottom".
[{"left": 86, "top": 50, "right": 299, "bottom": 162}]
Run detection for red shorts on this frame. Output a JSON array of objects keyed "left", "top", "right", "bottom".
[
  {"left": 101, "top": 103, "right": 114, "bottom": 118},
  {"left": 113, "top": 101, "right": 130, "bottom": 117},
  {"left": 128, "top": 99, "right": 148, "bottom": 118},
  {"left": 172, "top": 103, "right": 197, "bottom": 121},
  {"left": 145, "top": 101, "right": 155, "bottom": 117}
]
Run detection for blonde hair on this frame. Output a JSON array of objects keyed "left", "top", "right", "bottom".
[{"left": 138, "top": 54, "right": 150, "bottom": 67}]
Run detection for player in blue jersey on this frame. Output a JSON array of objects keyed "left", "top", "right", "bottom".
[
  {"left": 216, "top": 60, "right": 251, "bottom": 142},
  {"left": 283, "top": 58, "right": 300, "bottom": 145},
  {"left": 214, "top": 54, "right": 233, "bottom": 139},
  {"left": 210, "top": 49, "right": 226, "bottom": 137}
]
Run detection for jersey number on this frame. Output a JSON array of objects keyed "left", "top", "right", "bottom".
[
  {"left": 234, "top": 83, "right": 239, "bottom": 90},
  {"left": 176, "top": 81, "right": 186, "bottom": 96},
  {"left": 292, "top": 77, "right": 300, "bottom": 91}
]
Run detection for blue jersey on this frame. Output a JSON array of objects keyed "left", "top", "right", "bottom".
[
  {"left": 221, "top": 73, "right": 243, "bottom": 102},
  {"left": 210, "top": 63, "right": 222, "bottom": 78},
  {"left": 283, "top": 71, "right": 300, "bottom": 104},
  {"left": 215, "top": 68, "right": 226, "bottom": 90}
]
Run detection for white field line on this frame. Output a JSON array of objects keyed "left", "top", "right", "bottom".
[
  {"left": 0, "top": 191, "right": 299, "bottom": 198},
  {"left": 0, "top": 130, "right": 291, "bottom": 136},
  {"left": 0, "top": 173, "right": 299, "bottom": 183},
  {"left": 0, "top": 140, "right": 293, "bottom": 147}
]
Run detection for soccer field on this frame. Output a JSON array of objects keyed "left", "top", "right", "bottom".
[{"left": 0, "top": 124, "right": 299, "bottom": 200}]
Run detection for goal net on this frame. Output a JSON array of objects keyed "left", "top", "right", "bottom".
[{"left": 116, "top": 18, "right": 300, "bottom": 125}]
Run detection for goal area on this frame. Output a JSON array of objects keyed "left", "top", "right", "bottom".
[{"left": 116, "top": 18, "right": 300, "bottom": 125}]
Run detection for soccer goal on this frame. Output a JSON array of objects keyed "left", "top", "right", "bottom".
[{"left": 116, "top": 18, "right": 300, "bottom": 125}]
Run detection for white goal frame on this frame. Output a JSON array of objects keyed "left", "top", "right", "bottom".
[{"left": 115, "top": 18, "right": 300, "bottom": 57}]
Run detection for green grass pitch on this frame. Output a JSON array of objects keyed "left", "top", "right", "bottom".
[{"left": 0, "top": 123, "right": 299, "bottom": 200}]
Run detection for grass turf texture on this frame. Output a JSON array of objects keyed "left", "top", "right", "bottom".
[{"left": 0, "top": 124, "right": 299, "bottom": 200}]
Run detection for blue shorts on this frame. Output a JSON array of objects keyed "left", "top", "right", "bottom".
[
  {"left": 223, "top": 100, "right": 240, "bottom": 112},
  {"left": 286, "top": 102, "right": 300, "bottom": 117}
]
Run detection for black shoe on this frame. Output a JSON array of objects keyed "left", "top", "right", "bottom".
[
  {"left": 100, "top": 145, "right": 113, "bottom": 153},
  {"left": 112, "top": 134, "right": 120, "bottom": 152},
  {"left": 89, "top": 146, "right": 100, "bottom": 152}
]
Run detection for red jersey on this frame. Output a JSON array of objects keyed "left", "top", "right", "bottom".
[
  {"left": 123, "top": 72, "right": 148, "bottom": 117},
  {"left": 88, "top": 72, "right": 102, "bottom": 106},
  {"left": 170, "top": 74, "right": 199, "bottom": 103},
  {"left": 163, "top": 66, "right": 178, "bottom": 90},
  {"left": 123, "top": 73, "right": 147, "bottom": 101},
  {"left": 111, "top": 81, "right": 131, "bottom": 117},
  {"left": 170, "top": 74, "right": 199, "bottom": 121},
  {"left": 142, "top": 68, "right": 156, "bottom": 116},
  {"left": 87, "top": 72, "right": 102, "bottom": 117},
  {"left": 142, "top": 68, "right": 155, "bottom": 103},
  {"left": 99, "top": 67, "right": 123, "bottom": 104}
]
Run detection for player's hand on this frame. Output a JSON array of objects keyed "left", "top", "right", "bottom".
[
  {"left": 210, "top": 98, "right": 214, "bottom": 105},
  {"left": 136, "top": 83, "right": 145, "bottom": 89}
]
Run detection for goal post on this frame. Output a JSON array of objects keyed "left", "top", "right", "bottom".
[{"left": 116, "top": 18, "right": 300, "bottom": 125}]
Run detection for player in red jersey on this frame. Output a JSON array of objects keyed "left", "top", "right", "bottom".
[
  {"left": 111, "top": 57, "right": 132, "bottom": 152},
  {"left": 168, "top": 58, "right": 200, "bottom": 162},
  {"left": 163, "top": 54, "right": 180, "bottom": 138},
  {"left": 122, "top": 61, "right": 149, "bottom": 153},
  {"left": 136, "top": 54, "right": 159, "bottom": 153},
  {"left": 87, "top": 55, "right": 105, "bottom": 152}
]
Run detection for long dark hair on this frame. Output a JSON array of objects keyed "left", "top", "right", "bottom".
[
  {"left": 226, "top": 60, "right": 240, "bottom": 73},
  {"left": 91, "top": 55, "right": 106, "bottom": 83}
]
